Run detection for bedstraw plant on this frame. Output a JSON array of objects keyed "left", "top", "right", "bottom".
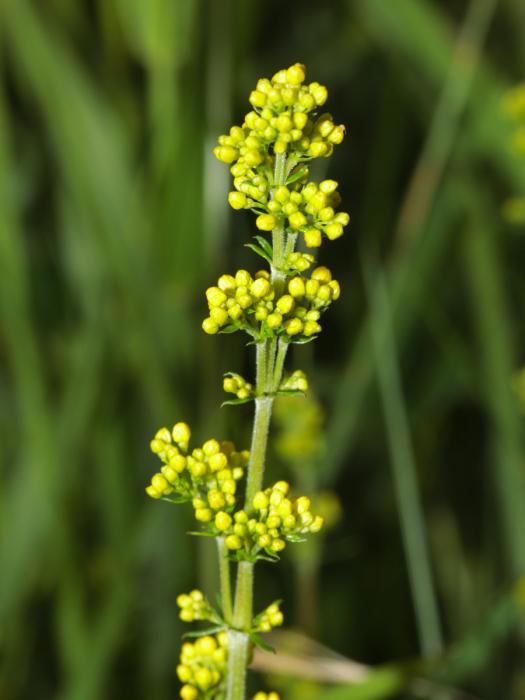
[{"left": 145, "top": 64, "right": 348, "bottom": 700}]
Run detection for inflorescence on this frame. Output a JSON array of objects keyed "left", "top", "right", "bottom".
[
  {"left": 202, "top": 266, "right": 340, "bottom": 341},
  {"left": 214, "top": 64, "right": 349, "bottom": 249},
  {"left": 146, "top": 63, "right": 346, "bottom": 700},
  {"left": 146, "top": 423, "right": 323, "bottom": 561}
]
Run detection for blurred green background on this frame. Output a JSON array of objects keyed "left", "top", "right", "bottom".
[{"left": 1, "top": 0, "right": 525, "bottom": 698}]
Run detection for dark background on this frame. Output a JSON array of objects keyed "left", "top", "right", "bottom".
[{"left": 1, "top": 0, "right": 525, "bottom": 698}]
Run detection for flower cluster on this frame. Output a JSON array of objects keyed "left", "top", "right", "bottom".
[
  {"left": 177, "top": 590, "right": 216, "bottom": 624},
  {"left": 223, "top": 373, "right": 254, "bottom": 400},
  {"left": 285, "top": 251, "right": 314, "bottom": 272},
  {"left": 279, "top": 370, "right": 308, "bottom": 393},
  {"left": 220, "top": 481, "right": 324, "bottom": 558},
  {"left": 214, "top": 63, "right": 344, "bottom": 163},
  {"left": 202, "top": 266, "right": 340, "bottom": 341},
  {"left": 254, "top": 180, "right": 349, "bottom": 248},
  {"left": 214, "top": 64, "right": 349, "bottom": 248},
  {"left": 145, "top": 423, "right": 248, "bottom": 524},
  {"left": 177, "top": 634, "right": 227, "bottom": 700},
  {"left": 253, "top": 601, "right": 284, "bottom": 633}
]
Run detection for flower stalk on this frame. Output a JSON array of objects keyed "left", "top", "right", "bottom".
[{"left": 145, "top": 63, "right": 348, "bottom": 700}]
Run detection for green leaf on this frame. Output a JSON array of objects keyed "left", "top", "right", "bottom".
[
  {"left": 183, "top": 625, "right": 225, "bottom": 639},
  {"left": 254, "top": 235, "right": 274, "bottom": 257},
  {"left": 291, "top": 335, "right": 318, "bottom": 344},
  {"left": 221, "top": 397, "right": 253, "bottom": 407},
  {"left": 286, "top": 166, "right": 309, "bottom": 185},
  {"left": 218, "top": 323, "right": 241, "bottom": 335},
  {"left": 285, "top": 534, "right": 307, "bottom": 543},
  {"left": 162, "top": 494, "right": 191, "bottom": 504},
  {"left": 276, "top": 389, "right": 306, "bottom": 398},
  {"left": 256, "top": 551, "right": 280, "bottom": 563},
  {"left": 245, "top": 242, "right": 273, "bottom": 264},
  {"left": 187, "top": 530, "right": 217, "bottom": 538},
  {"left": 249, "top": 632, "right": 276, "bottom": 654}
]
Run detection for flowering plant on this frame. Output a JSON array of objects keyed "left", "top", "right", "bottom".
[{"left": 146, "top": 63, "right": 348, "bottom": 700}]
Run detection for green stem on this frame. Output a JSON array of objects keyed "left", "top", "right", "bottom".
[
  {"left": 244, "top": 398, "right": 274, "bottom": 508},
  {"left": 273, "top": 339, "right": 289, "bottom": 388},
  {"left": 226, "top": 150, "right": 293, "bottom": 700},
  {"left": 271, "top": 152, "right": 288, "bottom": 293},
  {"left": 217, "top": 537, "right": 233, "bottom": 623}
]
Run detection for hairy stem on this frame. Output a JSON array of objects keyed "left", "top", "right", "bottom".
[
  {"left": 217, "top": 537, "right": 233, "bottom": 623},
  {"left": 226, "top": 151, "right": 292, "bottom": 700}
]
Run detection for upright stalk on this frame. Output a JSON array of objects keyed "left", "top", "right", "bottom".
[
  {"left": 217, "top": 537, "right": 233, "bottom": 623},
  {"left": 151, "top": 65, "right": 349, "bottom": 700},
  {"left": 226, "top": 152, "right": 291, "bottom": 700}
]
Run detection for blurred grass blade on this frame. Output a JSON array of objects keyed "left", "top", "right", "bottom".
[
  {"left": 462, "top": 184, "right": 525, "bottom": 575},
  {"left": 363, "top": 255, "right": 443, "bottom": 657}
]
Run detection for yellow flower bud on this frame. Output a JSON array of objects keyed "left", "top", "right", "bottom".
[
  {"left": 209, "top": 452, "right": 228, "bottom": 471},
  {"left": 208, "top": 490, "right": 226, "bottom": 510},
  {"left": 304, "top": 228, "right": 322, "bottom": 247},
  {"left": 286, "top": 63, "right": 306, "bottom": 85},
  {"left": 170, "top": 455, "right": 186, "bottom": 473},
  {"left": 293, "top": 112, "right": 308, "bottom": 129},
  {"left": 310, "top": 515, "right": 324, "bottom": 533},
  {"left": 195, "top": 508, "right": 213, "bottom": 522},
  {"left": 244, "top": 149, "right": 264, "bottom": 167},
  {"left": 206, "top": 286, "right": 227, "bottom": 307},
  {"left": 325, "top": 222, "right": 344, "bottom": 240},
  {"left": 258, "top": 534, "right": 272, "bottom": 549},
  {"left": 304, "top": 320, "right": 321, "bottom": 337},
  {"left": 195, "top": 667, "right": 212, "bottom": 690},
  {"left": 253, "top": 491, "right": 269, "bottom": 510},
  {"left": 271, "top": 539, "right": 286, "bottom": 553},
  {"left": 202, "top": 317, "right": 219, "bottom": 334},
  {"left": 296, "top": 496, "right": 311, "bottom": 514},
  {"left": 311, "top": 266, "right": 332, "bottom": 283},
  {"left": 145, "top": 485, "right": 161, "bottom": 499},
  {"left": 203, "top": 439, "right": 220, "bottom": 456},
  {"left": 284, "top": 318, "right": 303, "bottom": 336},
  {"left": 151, "top": 474, "right": 169, "bottom": 493},
  {"left": 225, "top": 534, "right": 242, "bottom": 550},
  {"left": 228, "top": 304, "right": 243, "bottom": 321},
  {"left": 266, "top": 312, "right": 282, "bottom": 329},
  {"left": 276, "top": 295, "right": 294, "bottom": 314},
  {"left": 299, "top": 92, "right": 315, "bottom": 110},
  {"left": 305, "top": 279, "right": 320, "bottom": 298},
  {"left": 249, "top": 90, "right": 267, "bottom": 108},
  {"left": 274, "top": 480, "right": 290, "bottom": 494},
  {"left": 218, "top": 274, "right": 237, "bottom": 291},
  {"left": 172, "top": 422, "right": 191, "bottom": 445},
  {"left": 177, "top": 665, "right": 192, "bottom": 683},
  {"left": 250, "top": 278, "right": 271, "bottom": 298},
  {"left": 288, "top": 211, "right": 307, "bottom": 229},
  {"left": 210, "top": 307, "right": 229, "bottom": 325},
  {"left": 309, "top": 141, "right": 329, "bottom": 158},
  {"left": 180, "top": 684, "right": 198, "bottom": 700},
  {"left": 329, "top": 280, "right": 341, "bottom": 299},
  {"left": 161, "top": 465, "right": 178, "bottom": 484},
  {"left": 328, "top": 125, "right": 345, "bottom": 144},
  {"left": 256, "top": 214, "right": 277, "bottom": 231},
  {"left": 288, "top": 277, "right": 306, "bottom": 298},
  {"left": 213, "top": 145, "right": 239, "bottom": 164},
  {"left": 190, "top": 461, "right": 207, "bottom": 478},
  {"left": 228, "top": 191, "right": 247, "bottom": 210},
  {"left": 311, "top": 83, "right": 328, "bottom": 105},
  {"left": 215, "top": 511, "right": 233, "bottom": 532}
]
